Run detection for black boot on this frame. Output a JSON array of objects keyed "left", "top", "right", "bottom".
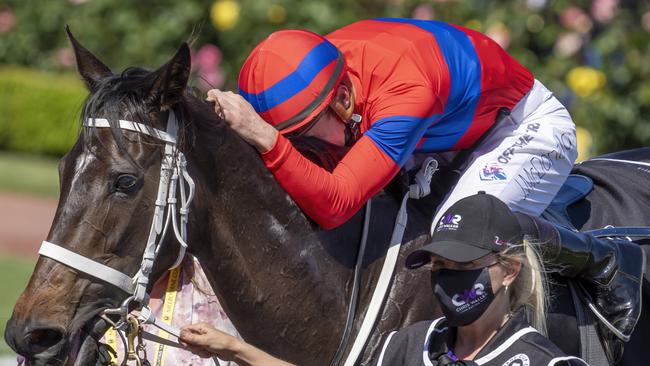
[{"left": 516, "top": 214, "right": 645, "bottom": 341}]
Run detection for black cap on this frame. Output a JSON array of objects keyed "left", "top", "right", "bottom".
[{"left": 405, "top": 192, "right": 523, "bottom": 269}]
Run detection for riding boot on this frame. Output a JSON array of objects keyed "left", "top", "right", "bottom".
[{"left": 516, "top": 213, "right": 645, "bottom": 341}]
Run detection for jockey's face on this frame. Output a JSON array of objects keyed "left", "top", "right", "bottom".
[
  {"left": 288, "top": 106, "right": 347, "bottom": 146},
  {"left": 287, "top": 81, "right": 354, "bottom": 147}
]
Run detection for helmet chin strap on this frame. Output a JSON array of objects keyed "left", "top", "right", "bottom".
[
  {"left": 344, "top": 113, "right": 362, "bottom": 146},
  {"left": 330, "top": 99, "right": 362, "bottom": 147}
]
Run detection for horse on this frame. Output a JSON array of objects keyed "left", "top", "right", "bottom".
[{"left": 4, "top": 32, "right": 650, "bottom": 366}]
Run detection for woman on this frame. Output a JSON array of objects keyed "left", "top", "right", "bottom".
[
  {"left": 180, "top": 193, "right": 589, "bottom": 365},
  {"left": 377, "top": 192, "right": 588, "bottom": 365}
]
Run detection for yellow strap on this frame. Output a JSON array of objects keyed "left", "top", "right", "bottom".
[
  {"left": 153, "top": 267, "right": 182, "bottom": 366},
  {"left": 104, "top": 327, "right": 119, "bottom": 365}
]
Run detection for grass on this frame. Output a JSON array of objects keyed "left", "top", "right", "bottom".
[
  {"left": 0, "top": 151, "right": 60, "bottom": 197},
  {"left": 0, "top": 151, "right": 57, "bottom": 354},
  {"left": 0, "top": 256, "right": 36, "bottom": 355}
]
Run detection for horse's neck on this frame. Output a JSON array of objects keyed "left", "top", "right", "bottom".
[{"left": 186, "top": 130, "right": 348, "bottom": 345}]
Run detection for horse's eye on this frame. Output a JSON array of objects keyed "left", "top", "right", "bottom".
[{"left": 115, "top": 174, "right": 138, "bottom": 191}]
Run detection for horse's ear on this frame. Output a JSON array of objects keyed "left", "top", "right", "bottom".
[
  {"left": 66, "top": 26, "right": 112, "bottom": 90},
  {"left": 145, "top": 43, "right": 191, "bottom": 111}
]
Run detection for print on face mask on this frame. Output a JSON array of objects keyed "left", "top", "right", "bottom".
[
  {"left": 432, "top": 267, "right": 497, "bottom": 326},
  {"left": 451, "top": 282, "right": 486, "bottom": 307}
]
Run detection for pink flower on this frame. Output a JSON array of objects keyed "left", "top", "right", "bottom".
[
  {"left": 0, "top": 8, "right": 16, "bottom": 34},
  {"left": 591, "top": 0, "right": 619, "bottom": 24},
  {"left": 560, "top": 6, "right": 593, "bottom": 33},
  {"left": 68, "top": 0, "right": 88, "bottom": 4},
  {"left": 192, "top": 43, "right": 225, "bottom": 90},
  {"left": 54, "top": 47, "right": 75, "bottom": 69},
  {"left": 554, "top": 33, "right": 583, "bottom": 57},
  {"left": 412, "top": 4, "right": 434, "bottom": 20},
  {"left": 193, "top": 44, "right": 222, "bottom": 72},
  {"left": 197, "top": 68, "right": 224, "bottom": 90}
]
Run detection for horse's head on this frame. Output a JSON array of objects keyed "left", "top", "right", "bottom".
[{"left": 4, "top": 29, "right": 195, "bottom": 365}]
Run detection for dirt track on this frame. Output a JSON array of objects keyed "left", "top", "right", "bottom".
[{"left": 0, "top": 192, "right": 58, "bottom": 258}]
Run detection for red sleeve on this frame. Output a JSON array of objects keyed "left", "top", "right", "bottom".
[{"left": 261, "top": 134, "right": 399, "bottom": 229}]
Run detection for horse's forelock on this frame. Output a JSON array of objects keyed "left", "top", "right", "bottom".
[
  {"left": 77, "top": 66, "right": 225, "bottom": 167},
  {"left": 80, "top": 67, "right": 153, "bottom": 158}
]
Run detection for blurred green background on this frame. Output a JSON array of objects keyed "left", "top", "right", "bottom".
[
  {"left": 1, "top": 0, "right": 649, "bottom": 158},
  {"left": 1, "top": 0, "right": 650, "bottom": 356}
]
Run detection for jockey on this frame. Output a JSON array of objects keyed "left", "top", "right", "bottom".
[{"left": 207, "top": 18, "right": 639, "bottom": 338}]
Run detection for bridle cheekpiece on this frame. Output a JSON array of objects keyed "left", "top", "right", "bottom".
[{"left": 37, "top": 111, "right": 195, "bottom": 360}]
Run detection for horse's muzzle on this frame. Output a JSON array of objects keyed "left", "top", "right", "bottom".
[{"left": 5, "top": 315, "right": 68, "bottom": 364}]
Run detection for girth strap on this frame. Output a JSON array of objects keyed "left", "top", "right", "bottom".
[{"left": 341, "top": 157, "right": 438, "bottom": 366}]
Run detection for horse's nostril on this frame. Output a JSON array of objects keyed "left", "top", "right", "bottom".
[{"left": 24, "top": 327, "right": 65, "bottom": 351}]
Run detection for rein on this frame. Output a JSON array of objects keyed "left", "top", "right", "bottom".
[{"left": 37, "top": 111, "right": 195, "bottom": 364}]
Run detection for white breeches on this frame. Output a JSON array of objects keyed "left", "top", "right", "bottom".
[{"left": 430, "top": 79, "right": 578, "bottom": 233}]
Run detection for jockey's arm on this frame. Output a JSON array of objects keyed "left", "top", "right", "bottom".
[
  {"left": 262, "top": 85, "right": 441, "bottom": 229},
  {"left": 263, "top": 134, "right": 400, "bottom": 229},
  {"left": 209, "top": 86, "right": 440, "bottom": 229}
]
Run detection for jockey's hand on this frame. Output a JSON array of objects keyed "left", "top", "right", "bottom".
[
  {"left": 179, "top": 323, "right": 239, "bottom": 360},
  {"left": 206, "top": 89, "right": 279, "bottom": 153}
]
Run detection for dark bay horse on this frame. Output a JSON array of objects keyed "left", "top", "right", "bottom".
[
  {"left": 4, "top": 34, "right": 436, "bottom": 366},
  {"left": 5, "top": 33, "right": 650, "bottom": 366}
]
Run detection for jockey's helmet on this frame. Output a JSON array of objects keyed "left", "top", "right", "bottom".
[{"left": 238, "top": 30, "right": 346, "bottom": 134}]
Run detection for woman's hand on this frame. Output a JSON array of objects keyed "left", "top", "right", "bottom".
[
  {"left": 179, "top": 323, "right": 240, "bottom": 360},
  {"left": 179, "top": 323, "right": 295, "bottom": 366},
  {"left": 206, "top": 89, "right": 279, "bottom": 153}
]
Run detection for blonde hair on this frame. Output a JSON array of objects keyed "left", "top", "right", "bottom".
[{"left": 497, "top": 239, "right": 549, "bottom": 335}]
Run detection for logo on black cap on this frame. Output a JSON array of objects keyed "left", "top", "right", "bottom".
[
  {"left": 405, "top": 192, "right": 524, "bottom": 268},
  {"left": 436, "top": 214, "right": 462, "bottom": 232}
]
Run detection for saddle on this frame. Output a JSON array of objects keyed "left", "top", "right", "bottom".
[
  {"left": 541, "top": 174, "right": 650, "bottom": 366},
  {"left": 541, "top": 174, "right": 594, "bottom": 228}
]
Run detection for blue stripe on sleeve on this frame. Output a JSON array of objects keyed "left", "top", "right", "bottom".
[
  {"left": 239, "top": 41, "right": 339, "bottom": 113},
  {"left": 365, "top": 114, "right": 441, "bottom": 166},
  {"left": 373, "top": 18, "right": 482, "bottom": 151}
]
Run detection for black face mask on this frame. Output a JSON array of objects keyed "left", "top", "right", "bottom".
[{"left": 431, "top": 267, "right": 499, "bottom": 327}]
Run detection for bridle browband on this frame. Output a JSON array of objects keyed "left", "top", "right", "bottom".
[{"left": 37, "top": 111, "right": 195, "bottom": 352}]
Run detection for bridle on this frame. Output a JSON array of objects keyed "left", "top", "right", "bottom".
[{"left": 37, "top": 111, "right": 195, "bottom": 363}]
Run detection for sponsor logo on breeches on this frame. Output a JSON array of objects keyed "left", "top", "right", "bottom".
[
  {"left": 496, "top": 123, "right": 541, "bottom": 164},
  {"left": 497, "top": 135, "right": 535, "bottom": 164},
  {"left": 514, "top": 131, "right": 575, "bottom": 199}
]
